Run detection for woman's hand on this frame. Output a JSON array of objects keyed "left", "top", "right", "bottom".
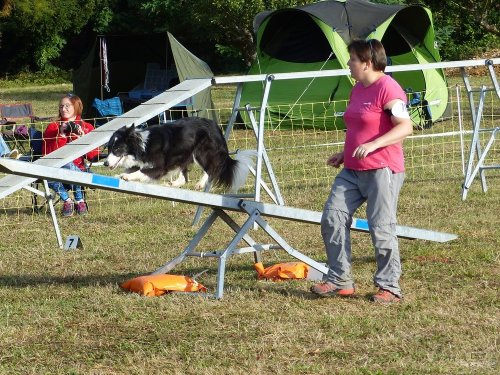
[
  {"left": 352, "top": 142, "right": 377, "bottom": 159},
  {"left": 59, "top": 122, "right": 68, "bottom": 138},
  {"left": 75, "top": 124, "right": 84, "bottom": 137},
  {"left": 60, "top": 121, "right": 84, "bottom": 138},
  {"left": 327, "top": 152, "right": 344, "bottom": 168}
]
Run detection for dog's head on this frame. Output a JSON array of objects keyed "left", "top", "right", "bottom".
[{"left": 104, "top": 124, "right": 145, "bottom": 170}]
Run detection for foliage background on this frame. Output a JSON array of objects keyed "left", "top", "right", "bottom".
[{"left": 0, "top": 0, "right": 498, "bottom": 76}]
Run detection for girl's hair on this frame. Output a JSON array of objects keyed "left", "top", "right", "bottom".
[
  {"left": 59, "top": 93, "right": 83, "bottom": 118},
  {"left": 347, "top": 39, "right": 387, "bottom": 72}
]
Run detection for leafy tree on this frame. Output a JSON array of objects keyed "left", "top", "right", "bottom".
[
  {"left": 0, "top": 0, "right": 113, "bottom": 72},
  {"left": 0, "top": 0, "right": 498, "bottom": 74},
  {"left": 139, "top": 0, "right": 314, "bottom": 71},
  {"left": 412, "top": 0, "right": 499, "bottom": 60}
]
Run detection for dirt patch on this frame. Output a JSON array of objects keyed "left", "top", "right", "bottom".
[{"left": 447, "top": 48, "right": 500, "bottom": 77}]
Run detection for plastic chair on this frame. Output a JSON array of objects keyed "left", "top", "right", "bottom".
[
  {"left": 0, "top": 103, "right": 36, "bottom": 153},
  {"left": 91, "top": 97, "right": 123, "bottom": 126}
]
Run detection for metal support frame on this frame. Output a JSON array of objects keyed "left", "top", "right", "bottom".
[
  {"left": 191, "top": 77, "right": 283, "bottom": 226},
  {"left": 244, "top": 104, "right": 284, "bottom": 205},
  {"left": 461, "top": 61, "right": 500, "bottom": 200},
  {"left": 224, "top": 75, "right": 284, "bottom": 205},
  {"left": 22, "top": 179, "right": 63, "bottom": 248},
  {"left": 153, "top": 202, "right": 329, "bottom": 299},
  {"left": 254, "top": 75, "right": 274, "bottom": 203},
  {"left": 0, "top": 159, "right": 458, "bottom": 298}
]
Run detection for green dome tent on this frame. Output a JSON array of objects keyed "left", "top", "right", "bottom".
[{"left": 240, "top": 0, "right": 448, "bottom": 129}]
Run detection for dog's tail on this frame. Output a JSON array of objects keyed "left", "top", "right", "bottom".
[{"left": 215, "top": 149, "right": 256, "bottom": 193}]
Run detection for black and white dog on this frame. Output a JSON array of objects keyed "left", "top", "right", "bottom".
[{"left": 104, "top": 117, "right": 255, "bottom": 192}]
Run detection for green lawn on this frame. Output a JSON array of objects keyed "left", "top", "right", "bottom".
[{"left": 0, "top": 76, "right": 498, "bottom": 374}]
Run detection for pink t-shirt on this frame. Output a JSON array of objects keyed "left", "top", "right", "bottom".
[{"left": 343, "top": 74, "right": 407, "bottom": 172}]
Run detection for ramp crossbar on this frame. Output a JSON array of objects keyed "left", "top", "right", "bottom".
[{"left": 0, "top": 159, "right": 457, "bottom": 298}]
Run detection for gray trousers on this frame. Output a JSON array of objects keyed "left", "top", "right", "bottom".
[{"left": 321, "top": 168, "right": 405, "bottom": 297}]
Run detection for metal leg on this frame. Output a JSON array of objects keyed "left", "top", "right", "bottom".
[
  {"left": 239, "top": 202, "right": 329, "bottom": 276},
  {"left": 214, "top": 209, "right": 259, "bottom": 299},
  {"left": 42, "top": 179, "right": 63, "bottom": 248},
  {"left": 152, "top": 210, "right": 219, "bottom": 275}
]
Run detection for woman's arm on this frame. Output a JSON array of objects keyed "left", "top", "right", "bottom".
[{"left": 42, "top": 121, "right": 65, "bottom": 155}]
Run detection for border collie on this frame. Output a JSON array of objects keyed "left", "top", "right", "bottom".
[{"left": 104, "top": 117, "right": 255, "bottom": 192}]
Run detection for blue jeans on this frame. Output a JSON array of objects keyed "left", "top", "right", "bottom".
[
  {"left": 48, "top": 162, "right": 84, "bottom": 201},
  {"left": 0, "top": 135, "right": 11, "bottom": 156}
]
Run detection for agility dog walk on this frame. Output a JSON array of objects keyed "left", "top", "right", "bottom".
[
  {"left": 105, "top": 117, "right": 256, "bottom": 193},
  {"left": 0, "top": 159, "right": 457, "bottom": 298},
  {"left": 0, "top": 78, "right": 214, "bottom": 200}
]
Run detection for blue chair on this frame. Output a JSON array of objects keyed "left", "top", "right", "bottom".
[{"left": 92, "top": 97, "right": 123, "bottom": 126}]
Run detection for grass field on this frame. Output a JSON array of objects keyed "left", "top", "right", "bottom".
[{"left": 0, "top": 76, "right": 499, "bottom": 374}]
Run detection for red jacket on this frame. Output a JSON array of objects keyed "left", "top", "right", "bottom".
[{"left": 42, "top": 116, "right": 99, "bottom": 171}]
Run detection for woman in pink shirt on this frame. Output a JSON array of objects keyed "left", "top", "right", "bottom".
[{"left": 311, "top": 39, "right": 413, "bottom": 303}]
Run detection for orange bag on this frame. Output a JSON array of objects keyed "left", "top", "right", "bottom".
[
  {"left": 121, "top": 274, "right": 207, "bottom": 297},
  {"left": 254, "top": 261, "right": 309, "bottom": 281}
]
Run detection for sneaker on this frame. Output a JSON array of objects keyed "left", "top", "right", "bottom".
[
  {"left": 62, "top": 200, "right": 74, "bottom": 217},
  {"left": 76, "top": 201, "right": 88, "bottom": 215},
  {"left": 310, "top": 282, "right": 355, "bottom": 297},
  {"left": 371, "top": 289, "right": 401, "bottom": 303}
]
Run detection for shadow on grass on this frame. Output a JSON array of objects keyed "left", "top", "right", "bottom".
[
  {"left": 0, "top": 272, "right": 138, "bottom": 288},
  {"left": 253, "top": 282, "right": 380, "bottom": 302}
]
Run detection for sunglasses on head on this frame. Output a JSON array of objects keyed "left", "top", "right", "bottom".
[{"left": 367, "top": 39, "right": 375, "bottom": 61}]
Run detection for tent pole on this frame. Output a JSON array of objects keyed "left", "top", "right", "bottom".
[{"left": 99, "top": 36, "right": 104, "bottom": 100}]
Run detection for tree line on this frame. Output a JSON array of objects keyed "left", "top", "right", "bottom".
[{"left": 0, "top": 0, "right": 498, "bottom": 75}]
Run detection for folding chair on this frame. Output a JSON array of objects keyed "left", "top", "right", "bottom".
[
  {"left": 91, "top": 97, "right": 123, "bottom": 127},
  {"left": 0, "top": 102, "right": 52, "bottom": 154},
  {"left": 404, "top": 88, "right": 433, "bottom": 129},
  {"left": 29, "top": 127, "right": 101, "bottom": 213},
  {"left": 23, "top": 127, "right": 48, "bottom": 212}
]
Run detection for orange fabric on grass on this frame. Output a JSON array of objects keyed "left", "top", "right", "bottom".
[
  {"left": 254, "top": 262, "right": 309, "bottom": 281},
  {"left": 121, "top": 274, "right": 207, "bottom": 297}
]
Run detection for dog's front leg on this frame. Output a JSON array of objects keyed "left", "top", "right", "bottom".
[
  {"left": 120, "top": 169, "right": 153, "bottom": 182},
  {"left": 115, "top": 167, "right": 139, "bottom": 179}
]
